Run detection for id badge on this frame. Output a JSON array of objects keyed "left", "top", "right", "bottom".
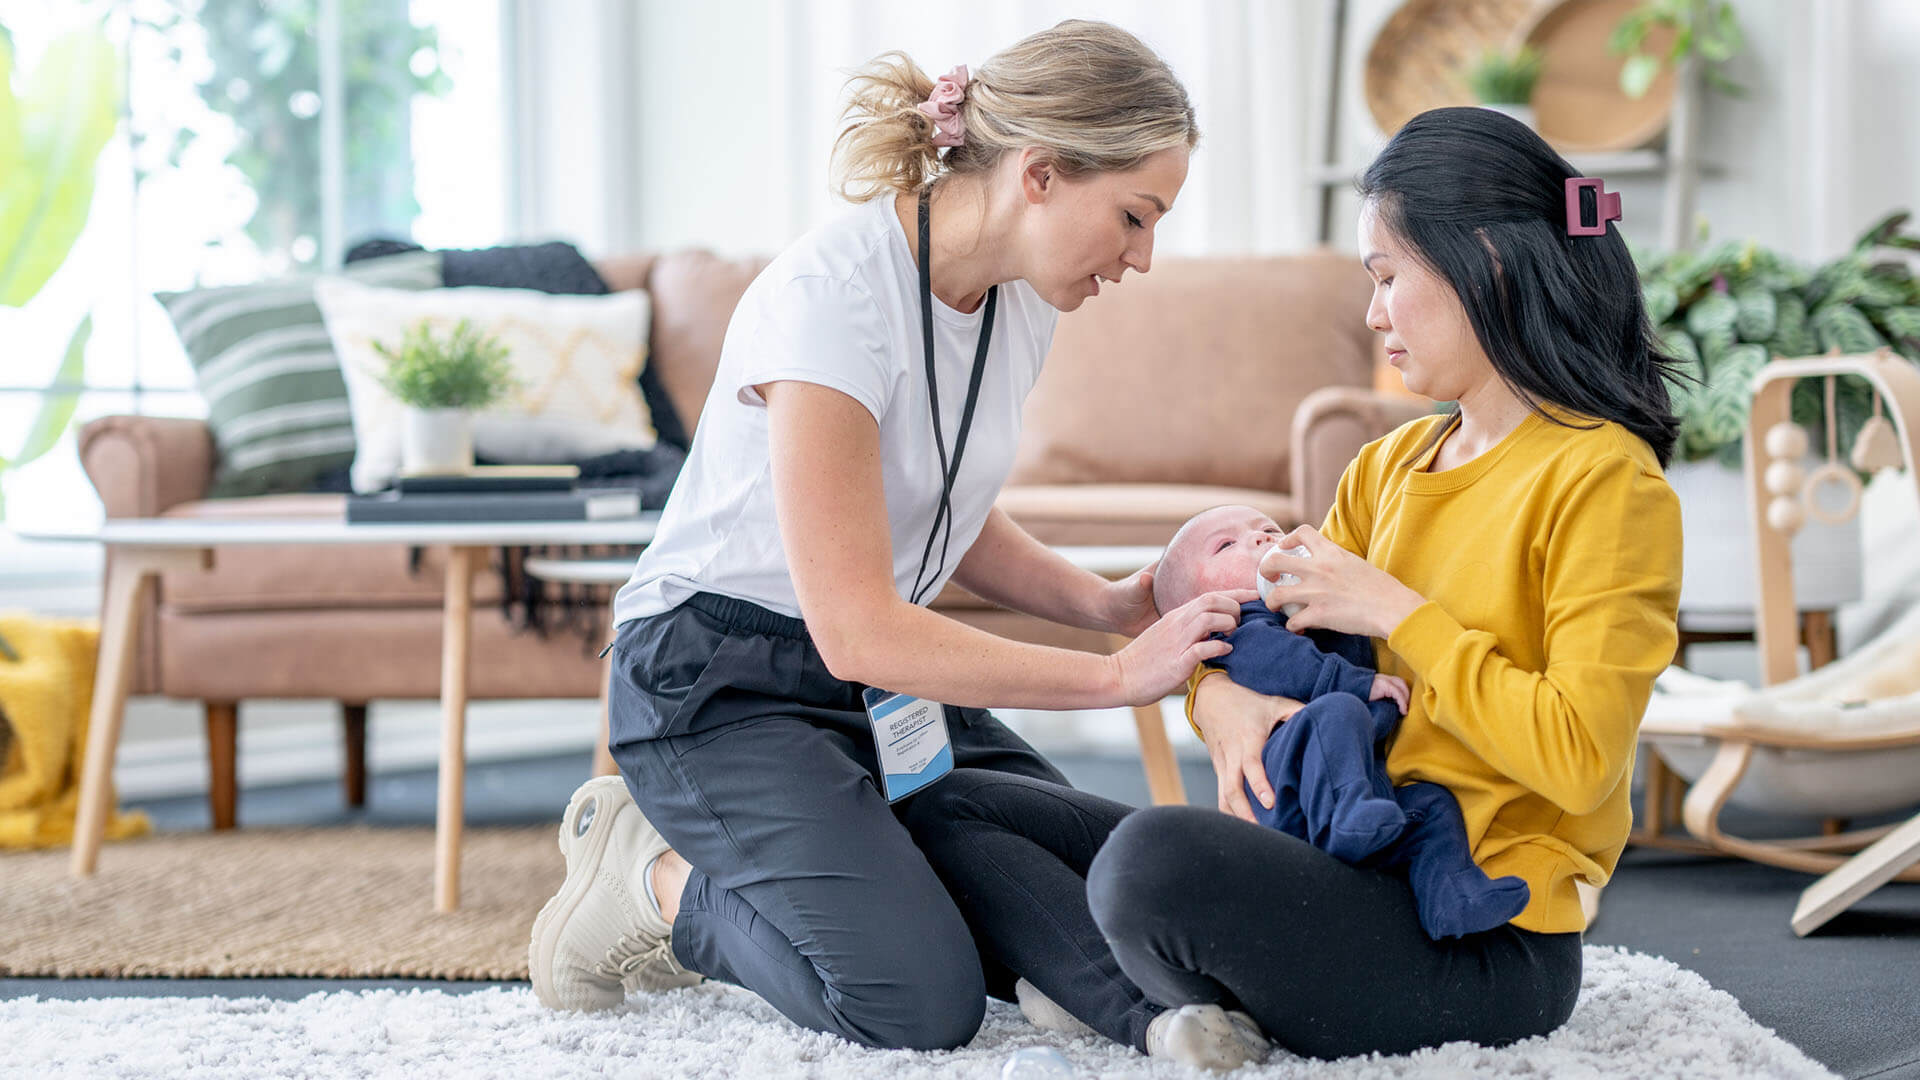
[{"left": 861, "top": 687, "right": 955, "bottom": 802}]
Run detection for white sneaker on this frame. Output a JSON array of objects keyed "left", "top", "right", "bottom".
[
  {"left": 529, "top": 775, "right": 702, "bottom": 1010},
  {"left": 1015, "top": 976, "right": 1096, "bottom": 1038},
  {"left": 1145, "top": 1003, "right": 1270, "bottom": 1071}
]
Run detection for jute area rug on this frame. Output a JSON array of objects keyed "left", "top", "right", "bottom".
[
  {"left": 0, "top": 950, "right": 1834, "bottom": 1079},
  {"left": 0, "top": 826, "right": 555, "bottom": 978}
]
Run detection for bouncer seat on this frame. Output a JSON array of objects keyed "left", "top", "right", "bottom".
[{"left": 1634, "top": 350, "right": 1920, "bottom": 934}]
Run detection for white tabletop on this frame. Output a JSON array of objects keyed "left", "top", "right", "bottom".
[
  {"left": 523, "top": 544, "right": 1161, "bottom": 586},
  {"left": 16, "top": 513, "right": 662, "bottom": 548}
]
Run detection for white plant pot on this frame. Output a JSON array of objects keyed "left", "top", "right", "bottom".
[
  {"left": 1667, "top": 459, "right": 1863, "bottom": 618},
  {"left": 1480, "top": 103, "right": 1536, "bottom": 130},
  {"left": 401, "top": 407, "right": 475, "bottom": 476}
]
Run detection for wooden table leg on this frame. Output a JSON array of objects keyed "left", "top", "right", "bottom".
[
  {"left": 1107, "top": 635, "right": 1186, "bottom": 806},
  {"left": 1131, "top": 701, "right": 1187, "bottom": 806},
  {"left": 435, "top": 545, "right": 479, "bottom": 913},
  {"left": 71, "top": 546, "right": 209, "bottom": 877}
]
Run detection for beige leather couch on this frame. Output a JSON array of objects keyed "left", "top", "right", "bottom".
[{"left": 80, "top": 249, "right": 1428, "bottom": 822}]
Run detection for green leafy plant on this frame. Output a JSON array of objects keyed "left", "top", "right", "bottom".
[
  {"left": 132, "top": 0, "right": 449, "bottom": 270},
  {"left": 1464, "top": 46, "right": 1543, "bottom": 106},
  {"left": 1640, "top": 210, "right": 1920, "bottom": 467},
  {"left": 0, "top": 21, "right": 120, "bottom": 521},
  {"left": 371, "top": 318, "right": 516, "bottom": 410},
  {"left": 1610, "top": 0, "right": 1744, "bottom": 100}
]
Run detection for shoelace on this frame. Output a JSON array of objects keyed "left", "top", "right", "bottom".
[{"left": 593, "top": 932, "right": 681, "bottom": 983}]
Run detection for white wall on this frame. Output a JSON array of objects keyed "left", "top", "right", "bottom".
[
  {"left": 1319, "top": 0, "right": 1918, "bottom": 263},
  {"left": 594, "top": 0, "right": 1327, "bottom": 258},
  {"left": 522, "top": 0, "right": 1920, "bottom": 266}
]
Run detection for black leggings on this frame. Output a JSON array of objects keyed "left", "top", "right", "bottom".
[{"left": 1087, "top": 805, "right": 1584, "bottom": 1060}]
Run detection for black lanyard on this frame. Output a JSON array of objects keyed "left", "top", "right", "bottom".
[{"left": 909, "top": 187, "right": 997, "bottom": 606}]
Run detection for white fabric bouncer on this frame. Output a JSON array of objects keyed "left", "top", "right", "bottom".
[
  {"left": 1632, "top": 350, "right": 1920, "bottom": 935},
  {"left": 1643, "top": 599, "right": 1920, "bottom": 820}
]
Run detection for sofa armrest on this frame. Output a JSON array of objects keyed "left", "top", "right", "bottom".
[
  {"left": 79, "top": 415, "right": 215, "bottom": 518},
  {"left": 1289, "top": 388, "right": 1434, "bottom": 529}
]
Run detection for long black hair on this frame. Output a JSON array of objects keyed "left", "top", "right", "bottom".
[{"left": 1358, "top": 107, "right": 1684, "bottom": 467}]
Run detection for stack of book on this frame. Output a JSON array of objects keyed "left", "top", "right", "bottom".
[{"left": 345, "top": 466, "right": 644, "bottom": 524}]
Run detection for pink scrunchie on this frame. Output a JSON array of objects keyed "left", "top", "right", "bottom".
[{"left": 918, "top": 65, "right": 969, "bottom": 148}]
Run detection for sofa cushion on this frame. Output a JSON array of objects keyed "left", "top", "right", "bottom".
[
  {"left": 996, "top": 483, "right": 1299, "bottom": 547},
  {"left": 314, "top": 280, "right": 657, "bottom": 492},
  {"left": 157, "top": 252, "right": 443, "bottom": 499},
  {"left": 155, "top": 495, "right": 507, "bottom": 613},
  {"left": 644, "top": 251, "right": 770, "bottom": 434},
  {"left": 1009, "top": 252, "right": 1379, "bottom": 493}
]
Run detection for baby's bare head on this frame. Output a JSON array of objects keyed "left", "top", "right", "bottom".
[{"left": 1152, "top": 505, "right": 1285, "bottom": 614}]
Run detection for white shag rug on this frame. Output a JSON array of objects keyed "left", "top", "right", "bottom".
[{"left": 1, "top": 946, "right": 1833, "bottom": 1079}]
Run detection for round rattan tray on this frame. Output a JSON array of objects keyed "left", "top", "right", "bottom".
[
  {"left": 1518, "top": 0, "right": 1678, "bottom": 152},
  {"left": 1363, "top": 0, "right": 1678, "bottom": 153},
  {"left": 1362, "top": 0, "right": 1538, "bottom": 136}
]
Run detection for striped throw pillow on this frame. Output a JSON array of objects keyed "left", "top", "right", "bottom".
[{"left": 157, "top": 252, "right": 442, "bottom": 497}]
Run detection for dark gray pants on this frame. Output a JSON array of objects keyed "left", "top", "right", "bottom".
[{"left": 607, "top": 592, "right": 1154, "bottom": 1050}]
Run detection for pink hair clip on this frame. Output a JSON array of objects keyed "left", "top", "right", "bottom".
[
  {"left": 918, "top": 65, "right": 969, "bottom": 148},
  {"left": 1565, "top": 177, "right": 1622, "bottom": 236}
]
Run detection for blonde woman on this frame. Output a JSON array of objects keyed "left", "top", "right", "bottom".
[{"left": 529, "top": 21, "right": 1264, "bottom": 1067}]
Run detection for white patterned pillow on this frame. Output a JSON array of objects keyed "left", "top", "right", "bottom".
[{"left": 313, "top": 280, "right": 657, "bottom": 493}]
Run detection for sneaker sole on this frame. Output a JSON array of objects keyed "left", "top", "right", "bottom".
[{"left": 528, "top": 775, "right": 632, "bottom": 1011}]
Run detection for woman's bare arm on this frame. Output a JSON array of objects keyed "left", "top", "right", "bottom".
[
  {"left": 948, "top": 506, "right": 1158, "bottom": 636},
  {"left": 762, "top": 380, "right": 1242, "bottom": 709}
]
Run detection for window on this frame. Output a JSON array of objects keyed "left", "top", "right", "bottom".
[{"left": 0, "top": 0, "right": 507, "bottom": 583}]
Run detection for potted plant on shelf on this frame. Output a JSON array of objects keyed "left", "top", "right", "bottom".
[
  {"left": 372, "top": 318, "right": 516, "bottom": 476},
  {"left": 1610, "top": 0, "right": 1744, "bottom": 100},
  {"left": 1640, "top": 210, "right": 1920, "bottom": 614},
  {"left": 1464, "top": 46, "right": 1543, "bottom": 129}
]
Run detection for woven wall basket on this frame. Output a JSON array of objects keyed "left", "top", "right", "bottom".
[{"left": 1364, "top": 0, "right": 1678, "bottom": 153}]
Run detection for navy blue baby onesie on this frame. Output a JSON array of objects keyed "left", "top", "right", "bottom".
[{"left": 1211, "top": 600, "right": 1530, "bottom": 939}]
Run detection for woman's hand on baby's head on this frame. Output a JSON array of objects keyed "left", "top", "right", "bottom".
[
  {"left": 1110, "top": 588, "right": 1257, "bottom": 706},
  {"left": 1368, "top": 673, "right": 1410, "bottom": 715}
]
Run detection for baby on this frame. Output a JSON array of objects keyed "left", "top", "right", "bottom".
[{"left": 1155, "top": 505, "right": 1529, "bottom": 939}]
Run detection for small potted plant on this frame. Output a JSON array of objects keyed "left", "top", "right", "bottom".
[
  {"left": 1464, "top": 46, "right": 1543, "bottom": 129},
  {"left": 1610, "top": 0, "right": 1744, "bottom": 100},
  {"left": 372, "top": 318, "right": 515, "bottom": 476}
]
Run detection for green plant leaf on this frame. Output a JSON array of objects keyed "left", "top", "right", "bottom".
[
  {"left": 11, "top": 313, "right": 89, "bottom": 468},
  {"left": 1811, "top": 303, "right": 1887, "bottom": 354},
  {"left": 1732, "top": 283, "right": 1777, "bottom": 341},
  {"left": 1877, "top": 305, "right": 1920, "bottom": 347},
  {"left": 1688, "top": 342, "right": 1769, "bottom": 450},
  {"left": 0, "top": 24, "right": 121, "bottom": 307},
  {"left": 1643, "top": 281, "right": 1679, "bottom": 325},
  {"left": 1685, "top": 290, "right": 1738, "bottom": 339},
  {"left": 1621, "top": 54, "right": 1660, "bottom": 99},
  {"left": 0, "top": 32, "right": 20, "bottom": 168},
  {"left": 1770, "top": 292, "right": 1816, "bottom": 357}
]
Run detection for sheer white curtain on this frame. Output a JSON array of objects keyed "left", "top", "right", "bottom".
[{"left": 609, "top": 0, "right": 1325, "bottom": 258}]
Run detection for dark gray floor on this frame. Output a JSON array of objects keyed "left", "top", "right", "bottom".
[{"left": 6, "top": 749, "right": 1917, "bottom": 1078}]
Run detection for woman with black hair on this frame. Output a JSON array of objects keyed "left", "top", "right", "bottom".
[{"left": 1081, "top": 107, "right": 1687, "bottom": 1060}]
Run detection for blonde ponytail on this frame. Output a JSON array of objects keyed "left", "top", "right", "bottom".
[{"left": 832, "top": 20, "right": 1199, "bottom": 203}]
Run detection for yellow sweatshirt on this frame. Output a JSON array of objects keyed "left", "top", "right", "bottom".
[{"left": 1191, "top": 408, "right": 1681, "bottom": 933}]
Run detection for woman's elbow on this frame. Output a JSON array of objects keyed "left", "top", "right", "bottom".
[
  {"left": 1540, "top": 757, "right": 1629, "bottom": 816},
  {"left": 802, "top": 598, "right": 892, "bottom": 685}
]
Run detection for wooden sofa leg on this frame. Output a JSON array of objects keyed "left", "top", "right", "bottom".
[
  {"left": 342, "top": 703, "right": 369, "bottom": 808},
  {"left": 205, "top": 702, "right": 238, "bottom": 830}
]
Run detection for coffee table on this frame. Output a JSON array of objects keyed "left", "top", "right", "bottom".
[{"left": 20, "top": 515, "right": 659, "bottom": 912}]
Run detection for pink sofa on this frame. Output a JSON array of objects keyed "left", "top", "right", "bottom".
[{"left": 80, "top": 249, "right": 1427, "bottom": 823}]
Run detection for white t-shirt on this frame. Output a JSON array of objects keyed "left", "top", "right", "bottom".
[{"left": 612, "top": 196, "right": 1060, "bottom": 624}]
